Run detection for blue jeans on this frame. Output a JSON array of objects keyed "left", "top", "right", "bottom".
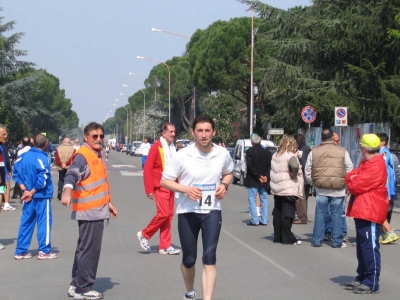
[
  {"left": 247, "top": 187, "right": 268, "bottom": 224},
  {"left": 324, "top": 198, "right": 347, "bottom": 237},
  {"left": 312, "top": 194, "right": 344, "bottom": 247},
  {"left": 141, "top": 155, "right": 148, "bottom": 170}
]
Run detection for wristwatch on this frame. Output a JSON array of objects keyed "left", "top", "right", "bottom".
[{"left": 221, "top": 183, "right": 229, "bottom": 191}]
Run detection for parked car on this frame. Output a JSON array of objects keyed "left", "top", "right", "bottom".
[
  {"left": 176, "top": 139, "right": 192, "bottom": 151},
  {"left": 121, "top": 144, "right": 128, "bottom": 153},
  {"left": 232, "top": 139, "right": 276, "bottom": 186},
  {"left": 130, "top": 141, "right": 142, "bottom": 156},
  {"left": 226, "top": 147, "right": 235, "bottom": 160}
]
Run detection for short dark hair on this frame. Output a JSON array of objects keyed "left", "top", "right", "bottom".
[
  {"left": 192, "top": 115, "right": 215, "bottom": 130},
  {"left": 294, "top": 134, "right": 305, "bottom": 146},
  {"left": 321, "top": 129, "right": 333, "bottom": 142},
  {"left": 376, "top": 132, "right": 388, "bottom": 146},
  {"left": 84, "top": 122, "right": 104, "bottom": 136},
  {"left": 160, "top": 122, "right": 174, "bottom": 134},
  {"left": 34, "top": 134, "right": 48, "bottom": 148},
  {"left": 21, "top": 136, "right": 31, "bottom": 146}
]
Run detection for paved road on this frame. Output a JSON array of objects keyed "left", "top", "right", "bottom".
[{"left": 1, "top": 150, "right": 400, "bottom": 300}]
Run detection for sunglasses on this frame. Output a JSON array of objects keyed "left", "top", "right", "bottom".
[{"left": 90, "top": 134, "right": 105, "bottom": 140}]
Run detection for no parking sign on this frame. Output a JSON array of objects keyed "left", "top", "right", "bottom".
[{"left": 335, "top": 107, "right": 347, "bottom": 126}]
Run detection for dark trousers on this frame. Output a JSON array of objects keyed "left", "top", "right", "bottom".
[
  {"left": 273, "top": 196, "right": 297, "bottom": 244},
  {"left": 58, "top": 169, "right": 67, "bottom": 193},
  {"left": 355, "top": 218, "right": 381, "bottom": 292},
  {"left": 71, "top": 220, "right": 104, "bottom": 294}
]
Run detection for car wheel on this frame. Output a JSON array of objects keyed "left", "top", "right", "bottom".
[{"left": 239, "top": 172, "right": 245, "bottom": 186}]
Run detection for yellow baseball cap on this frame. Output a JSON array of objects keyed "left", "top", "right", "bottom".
[{"left": 360, "top": 134, "right": 381, "bottom": 148}]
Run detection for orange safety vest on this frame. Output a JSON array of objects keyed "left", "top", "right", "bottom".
[{"left": 71, "top": 145, "right": 110, "bottom": 212}]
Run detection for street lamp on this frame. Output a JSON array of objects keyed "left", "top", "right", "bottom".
[
  {"left": 150, "top": 27, "right": 189, "bottom": 39},
  {"left": 114, "top": 100, "right": 130, "bottom": 143},
  {"left": 128, "top": 72, "right": 146, "bottom": 77},
  {"left": 137, "top": 55, "right": 171, "bottom": 122},
  {"left": 121, "top": 84, "right": 146, "bottom": 139}
]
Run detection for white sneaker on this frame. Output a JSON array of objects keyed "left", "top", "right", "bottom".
[
  {"left": 294, "top": 240, "right": 302, "bottom": 245},
  {"left": 37, "top": 251, "right": 57, "bottom": 260},
  {"left": 340, "top": 243, "right": 347, "bottom": 248},
  {"left": 159, "top": 246, "right": 180, "bottom": 255},
  {"left": 68, "top": 285, "right": 76, "bottom": 297},
  {"left": 0, "top": 243, "right": 5, "bottom": 250},
  {"left": 137, "top": 231, "right": 151, "bottom": 252},
  {"left": 14, "top": 252, "right": 32, "bottom": 260},
  {"left": 2, "top": 203, "right": 16, "bottom": 211},
  {"left": 74, "top": 290, "right": 104, "bottom": 300}
]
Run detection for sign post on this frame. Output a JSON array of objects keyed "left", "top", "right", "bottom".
[
  {"left": 335, "top": 107, "right": 348, "bottom": 145},
  {"left": 301, "top": 106, "right": 317, "bottom": 148}
]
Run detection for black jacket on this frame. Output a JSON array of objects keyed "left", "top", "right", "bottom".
[
  {"left": 297, "top": 142, "right": 311, "bottom": 184},
  {"left": 245, "top": 144, "right": 272, "bottom": 187}
]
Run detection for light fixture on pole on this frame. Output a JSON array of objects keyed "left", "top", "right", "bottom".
[
  {"left": 250, "top": 1, "right": 255, "bottom": 135},
  {"left": 151, "top": 27, "right": 189, "bottom": 39},
  {"left": 128, "top": 72, "right": 146, "bottom": 77},
  {"left": 114, "top": 100, "right": 130, "bottom": 143},
  {"left": 137, "top": 55, "right": 171, "bottom": 122}
]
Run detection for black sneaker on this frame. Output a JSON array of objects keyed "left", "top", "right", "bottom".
[
  {"left": 344, "top": 280, "right": 361, "bottom": 290},
  {"left": 57, "top": 191, "right": 62, "bottom": 200},
  {"left": 352, "top": 283, "right": 379, "bottom": 294}
]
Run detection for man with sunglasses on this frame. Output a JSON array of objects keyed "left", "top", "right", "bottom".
[{"left": 61, "top": 122, "right": 117, "bottom": 300}]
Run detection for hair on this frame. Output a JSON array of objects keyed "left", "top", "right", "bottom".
[
  {"left": 277, "top": 135, "right": 297, "bottom": 155},
  {"left": 21, "top": 136, "right": 31, "bottom": 146},
  {"left": 84, "top": 122, "right": 104, "bottom": 136},
  {"left": 294, "top": 133, "right": 305, "bottom": 146},
  {"left": 0, "top": 124, "right": 6, "bottom": 130},
  {"left": 34, "top": 134, "right": 48, "bottom": 148},
  {"left": 251, "top": 134, "right": 261, "bottom": 144},
  {"left": 364, "top": 147, "right": 380, "bottom": 154},
  {"left": 160, "top": 122, "right": 174, "bottom": 134},
  {"left": 321, "top": 129, "right": 333, "bottom": 142},
  {"left": 376, "top": 132, "right": 388, "bottom": 146},
  {"left": 192, "top": 115, "right": 215, "bottom": 130}
]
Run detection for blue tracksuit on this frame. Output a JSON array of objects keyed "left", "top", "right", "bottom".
[{"left": 13, "top": 147, "right": 54, "bottom": 254}]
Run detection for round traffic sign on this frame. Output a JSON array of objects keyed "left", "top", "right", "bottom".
[
  {"left": 301, "top": 106, "right": 317, "bottom": 123},
  {"left": 336, "top": 108, "right": 346, "bottom": 118}
]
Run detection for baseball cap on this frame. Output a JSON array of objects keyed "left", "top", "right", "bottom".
[
  {"left": 250, "top": 133, "right": 259, "bottom": 139},
  {"left": 359, "top": 134, "right": 380, "bottom": 148}
]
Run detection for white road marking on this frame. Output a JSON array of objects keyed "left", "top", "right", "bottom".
[
  {"left": 119, "top": 171, "right": 143, "bottom": 176},
  {"left": 221, "top": 228, "right": 296, "bottom": 278},
  {"left": 111, "top": 165, "right": 136, "bottom": 168}
]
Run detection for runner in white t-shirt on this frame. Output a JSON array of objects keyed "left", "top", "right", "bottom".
[
  {"left": 161, "top": 115, "right": 233, "bottom": 300},
  {"left": 139, "top": 138, "right": 151, "bottom": 169}
]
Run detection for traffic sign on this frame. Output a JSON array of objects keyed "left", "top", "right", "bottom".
[
  {"left": 269, "top": 128, "right": 284, "bottom": 135},
  {"left": 301, "top": 106, "right": 317, "bottom": 123},
  {"left": 334, "top": 107, "right": 348, "bottom": 126}
]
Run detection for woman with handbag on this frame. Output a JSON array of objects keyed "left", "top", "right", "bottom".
[{"left": 270, "top": 135, "right": 304, "bottom": 245}]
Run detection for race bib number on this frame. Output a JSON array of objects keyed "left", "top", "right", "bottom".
[{"left": 193, "top": 183, "right": 216, "bottom": 210}]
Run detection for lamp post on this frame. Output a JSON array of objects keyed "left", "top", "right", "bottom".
[
  {"left": 250, "top": 1, "right": 255, "bottom": 135},
  {"left": 114, "top": 100, "right": 129, "bottom": 143},
  {"left": 136, "top": 56, "right": 171, "bottom": 122},
  {"left": 150, "top": 27, "right": 196, "bottom": 119},
  {"left": 121, "top": 85, "right": 146, "bottom": 139}
]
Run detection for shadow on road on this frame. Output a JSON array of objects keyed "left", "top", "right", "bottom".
[
  {"left": 330, "top": 275, "right": 355, "bottom": 287},
  {"left": 94, "top": 277, "right": 120, "bottom": 293}
]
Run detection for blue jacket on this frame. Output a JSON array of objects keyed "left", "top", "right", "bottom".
[
  {"left": 13, "top": 147, "right": 53, "bottom": 199},
  {"left": 380, "top": 147, "right": 396, "bottom": 200}
]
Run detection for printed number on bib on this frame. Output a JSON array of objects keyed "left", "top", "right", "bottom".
[{"left": 193, "top": 184, "right": 216, "bottom": 210}]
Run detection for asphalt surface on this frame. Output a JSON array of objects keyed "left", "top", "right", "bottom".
[{"left": 1, "top": 151, "right": 400, "bottom": 300}]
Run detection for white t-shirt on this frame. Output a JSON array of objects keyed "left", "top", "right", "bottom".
[
  {"left": 162, "top": 143, "right": 234, "bottom": 214},
  {"left": 140, "top": 142, "right": 151, "bottom": 156}
]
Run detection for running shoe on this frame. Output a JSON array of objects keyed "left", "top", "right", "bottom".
[
  {"left": 293, "top": 240, "right": 302, "bottom": 245},
  {"left": 2, "top": 203, "right": 16, "bottom": 211},
  {"left": 14, "top": 252, "right": 33, "bottom": 260},
  {"left": 137, "top": 231, "right": 151, "bottom": 252},
  {"left": 183, "top": 290, "right": 196, "bottom": 300},
  {"left": 382, "top": 232, "right": 399, "bottom": 244},
  {"left": 352, "top": 283, "right": 379, "bottom": 294},
  {"left": 343, "top": 280, "right": 361, "bottom": 290},
  {"left": 37, "top": 251, "right": 57, "bottom": 260},
  {"left": 68, "top": 285, "right": 76, "bottom": 297},
  {"left": 0, "top": 243, "right": 4, "bottom": 250},
  {"left": 159, "top": 246, "right": 180, "bottom": 255},
  {"left": 74, "top": 290, "right": 104, "bottom": 299}
]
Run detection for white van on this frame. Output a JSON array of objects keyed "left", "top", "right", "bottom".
[{"left": 232, "top": 139, "right": 277, "bottom": 185}]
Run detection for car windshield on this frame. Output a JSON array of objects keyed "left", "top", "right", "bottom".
[{"left": 227, "top": 147, "right": 234, "bottom": 158}]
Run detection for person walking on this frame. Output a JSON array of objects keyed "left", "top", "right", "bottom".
[
  {"left": 54, "top": 137, "right": 75, "bottom": 200},
  {"left": 12, "top": 134, "right": 56, "bottom": 260},
  {"left": 344, "top": 134, "right": 388, "bottom": 294},
  {"left": 137, "top": 122, "right": 180, "bottom": 255},
  {"left": 305, "top": 129, "right": 353, "bottom": 248},
  {"left": 0, "top": 125, "right": 15, "bottom": 212},
  {"left": 161, "top": 115, "right": 234, "bottom": 300},
  {"left": 61, "top": 122, "right": 117, "bottom": 300},
  {"left": 270, "top": 135, "right": 304, "bottom": 245},
  {"left": 245, "top": 134, "right": 272, "bottom": 226},
  {"left": 139, "top": 137, "right": 151, "bottom": 169},
  {"left": 293, "top": 133, "right": 311, "bottom": 224}
]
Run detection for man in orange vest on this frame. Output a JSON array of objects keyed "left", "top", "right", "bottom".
[{"left": 61, "top": 122, "right": 117, "bottom": 300}]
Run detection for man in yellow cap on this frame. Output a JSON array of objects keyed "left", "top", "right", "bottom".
[{"left": 345, "top": 134, "right": 389, "bottom": 294}]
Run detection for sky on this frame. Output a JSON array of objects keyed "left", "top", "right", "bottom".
[{"left": 1, "top": 0, "right": 311, "bottom": 126}]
